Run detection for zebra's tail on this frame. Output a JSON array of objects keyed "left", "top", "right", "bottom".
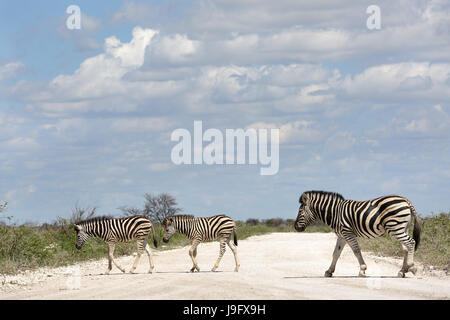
[
  {"left": 151, "top": 225, "right": 159, "bottom": 248},
  {"left": 408, "top": 200, "right": 422, "bottom": 251},
  {"left": 233, "top": 228, "right": 238, "bottom": 246}
]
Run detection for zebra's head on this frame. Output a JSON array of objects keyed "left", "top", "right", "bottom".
[
  {"left": 295, "top": 192, "right": 317, "bottom": 232},
  {"left": 162, "top": 217, "right": 176, "bottom": 243},
  {"left": 74, "top": 224, "right": 89, "bottom": 250}
]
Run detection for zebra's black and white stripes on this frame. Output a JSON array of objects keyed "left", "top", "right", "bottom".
[
  {"left": 74, "top": 215, "right": 158, "bottom": 274},
  {"left": 162, "top": 215, "right": 240, "bottom": 272},
  {"left": 294, "top": 191, "right": 422, "bottom": 277}
]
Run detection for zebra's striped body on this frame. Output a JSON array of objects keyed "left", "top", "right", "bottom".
[
  {"left": 162, "top": 215, "right": 240, "bottom": 272},
  {"left": 74, "top": 215, "right": 158, "bottom": 274},
  {"left": 294, "top": 191, "right": 422, "bottom": 277}
]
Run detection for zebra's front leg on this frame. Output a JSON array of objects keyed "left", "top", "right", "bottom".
[
  {"left": 107, "top": 243, "right": 126, "bottom": 274},
  {"left": 211, "top": 238, "right": 226, "bottom": 272},
  {"left": 189, "top": 241, "right": 200, "bottom": 272},
  {"left": 325, "top": 236, "right": 346, "bottom": 277},
  {"left": 343, "top": 234, "right": 367, "bottom": 277}
]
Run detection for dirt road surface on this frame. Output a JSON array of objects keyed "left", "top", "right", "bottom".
[{"left": 1, "top": 233, "right": 449, "bottom": 299}]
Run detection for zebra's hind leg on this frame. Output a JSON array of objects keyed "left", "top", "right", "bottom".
[
  {"left": 144, "top": 241, "right": 155, "bottom": 274},
  {"left": 106, "top": 246, "right": 113, "bottom": 275},
  {"left": 325, "top": 236, "right": 346, "bottom": 277},
  {"left": 189, "top": 246, "right": 198, "bottom": 272},
  {"left": 130, "top": 239, "right": 145, "bottom": 274},
  {"left": 211, "top": 237, "right": 227, "bottom": 272},
  {"left": 389, "top": 231, "right": 416, "bottom": 277},
  {"left": 107, "top": 243, "right": 126, "bottom": 274},
  {"left": 189, "top": 241, "right": 201, "bottom": 272},
  {"left": 343, "top": 233, "right": 367, "bottom": 277},
  {"left": 227, "top": 237, "right": 240, "bottom": 272}
]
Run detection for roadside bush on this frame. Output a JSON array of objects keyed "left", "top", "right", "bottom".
[
  {"left": 264, "top": 218, "right": 284, "bottom": 227},
  {"left": 245, "top": 218, "right": 260, "bottom": 226}
]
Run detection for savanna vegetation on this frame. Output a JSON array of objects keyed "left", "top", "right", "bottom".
[{"left": 0, "top": 196, "right": 448, "bottom": 275}]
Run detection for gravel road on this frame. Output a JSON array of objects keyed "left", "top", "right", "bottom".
[{"left": 1, "top": 233, "right": 449, "bottom": 299}]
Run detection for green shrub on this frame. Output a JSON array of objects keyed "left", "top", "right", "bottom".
[
  {"left": 264, "top": 218, "right": 284, "bottom": 227},
  {"left": 245, "top": 218, "right": 260, "bottom": 226}
]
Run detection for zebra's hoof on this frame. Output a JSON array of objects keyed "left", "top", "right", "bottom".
[
  {"left": 358, "top": 272, "right": 366, "bottom": 277},
  {"left": 398, "top": 271, "right": 405, "bottom": 278},
  {"left": 211, "top": 268, "right": 218, "bottom": 272},
  {"left": 234, "top": 268, "right": 239, "bottom": 272},
  {"left": 148, "top": 270, "right": 154, "bottom": 274},
  {"left": 324, "top": 271, "right": 333, "bottom": 277},
  {"left": 409, "top": 266, "right": 417, "bottom": 275}
]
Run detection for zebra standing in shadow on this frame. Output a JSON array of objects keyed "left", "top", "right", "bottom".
[
  {"left": 294, "top": 191, "right": 422, "bottom": 278},
  {"left": 162, "top": 214, "right": 240, "bottom": 272},
  {"left": 74, "top": 215, "right": 158, "bottom": 274}
]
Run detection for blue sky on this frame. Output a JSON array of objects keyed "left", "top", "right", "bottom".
[{"left": 1, "top": 0, "right": 449, "bottom": 224}]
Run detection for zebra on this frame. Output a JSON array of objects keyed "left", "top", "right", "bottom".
[
  {"left": 74, "top": 215, "right": 158, "bottom": 274},
  {"left": 162, "top": 214, "right": 240, "bottom": 272},
  {"left": 294, "top": 191, "right": 422, "bottom": 278}
]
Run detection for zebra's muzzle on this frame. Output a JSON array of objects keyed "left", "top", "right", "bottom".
[{"left": 294, "top": 223, "right": 305, "bottom": 232}]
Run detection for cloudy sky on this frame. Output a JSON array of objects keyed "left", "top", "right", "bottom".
[{"left": 1, "top": 0, "right": 449, "bottom": 224}]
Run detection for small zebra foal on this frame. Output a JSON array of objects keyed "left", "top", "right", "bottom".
[
  {"left": 295, "top": 191, "right": 422, "bottom": 278},
  {"left": 74, "top": 215, "right": 158, "bottom": 274},
  {"left": 162, "top": 214, "right": 240, "bottom": 272}
]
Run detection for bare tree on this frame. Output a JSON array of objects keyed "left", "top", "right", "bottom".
[
  {"left": 0, "top": 201, "right": 6, "bottom": 213},
  {"left": 143, "top": 193, "right": 182, "bottom": 224},
  {"left": 0, "top": 201, "right": 11, "bottom": 223},
  {"left": 118, "top": 206, "right": 143, "bottom": 217},
  {"left": 70, "top": 202, "right": 97, "bottom": 224}
]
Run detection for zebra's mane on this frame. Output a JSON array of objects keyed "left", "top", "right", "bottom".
[
  {"left": 300, "top": 190, "right": 345, "bottom": 203},
  {"left": 75, "top": 215, "right": 114, "bottom": 225},
  {"left": 167, "top": 214, "right": 195, "bottom": 220}
]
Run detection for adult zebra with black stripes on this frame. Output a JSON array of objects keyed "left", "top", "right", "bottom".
[{"left": 294, "top": 191, "right": 422, "bottom": 278}]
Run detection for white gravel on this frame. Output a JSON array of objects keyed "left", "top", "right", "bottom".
[{"left": 1, "top": 233, "right": 449, "bottom": 299}]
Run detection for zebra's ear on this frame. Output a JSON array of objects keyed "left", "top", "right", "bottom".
[{"left": 300, "top": 193, "right": 308, "bottom": 204}]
